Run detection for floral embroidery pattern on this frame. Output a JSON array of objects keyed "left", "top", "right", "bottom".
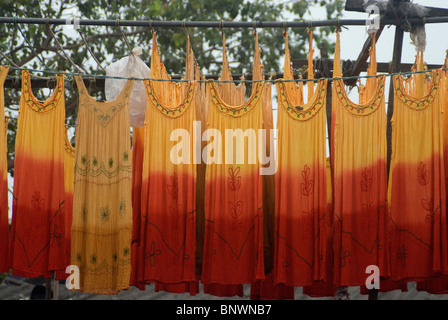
[
  {"left": 277, "top": 79, "right": 327, "bottom": 121},
  {"left": 334, "top": 76, "right": 385, "bottom": 116},
  {"left": 301, "top": 165, "right": 314, "bottom": 238},
  {"left": 75, "top": 159, "right": 132, "bottom": 178},
  {"left": 227, "top": 167, "right": 241, "bottom": 191},
  {"left": 22, "top": 70, "right": 64, "bottom": 113},
  {"left": 146, "top": 241, "right": 162, "bottom": 267},
  {"left": 100, "top": 206, "right": 110, "bottom": 223},
  {"left": 393, "top": 70, "right": 440, "bottom": 110},
  {"left": 167, "top": 172, "right": 179, "bottom": 200},
  {"left": 229, "top": 201, "right": 243, "bottom": 231},
  {"left": 417, "top": 162, "right": 437, "bottom": 223},
  {"left": 209, "top": 81, "right": 263, "bottom": 117},
  {"left": 145, "top": 80, "right": 195, "bottom": 118},
  {"left": 77, "top": 75, "right": 133, "bottom": 127}
]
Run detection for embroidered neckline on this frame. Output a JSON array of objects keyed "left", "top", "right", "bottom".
[
  {"left": 393, "top": 69, "right": 441, "bottom": 110},
  {"left": 334, "top": 75, "right": 385, "bottom": 116},
  {"left": 276, "top": 79, "right": 327, "bottom": 121},
  {"left": 22, "top": 70, "right": 64, "bottom": 113},
  {"left": 75, "top": 75, "right": 133, "bottom": 127},
  {"left": 64, "top": 126, "right": 75, "bottom": 158},
  {"left": 208, "top": 81, "right": 264, "bottom": 117},
  {"left": 144, "top": 80, "right": 195, "bottom": 118}
]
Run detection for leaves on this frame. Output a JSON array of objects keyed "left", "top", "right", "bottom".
[
  {"left": 301, "top": 165, "right": 314, "bottom": 196},
  {"left": 227, "top": 166, "right": 241, "bottom": 191},
  {"left": 417, "top": 162, "right": 430, "bottom": 186}
]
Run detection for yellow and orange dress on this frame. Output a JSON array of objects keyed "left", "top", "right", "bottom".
[
  {"left": 70, "top": 75, "right": 134, "bottom": 294},
  {"left": 416, "top": 51, "right": 448, "bottom": 294},
  {"left": 9, "top": 70, "right": 67, "bottom": 278},
  {"left": 201, "top": 79, "right": 265, "bottom": 286},
  {"left": 273, "top": 30, "right": 329, "bottom": 288},
  {"left": 331, "top": 32, "right": 389, "bottom": 286},
  {"left": 0, "top": 65, "right": 9, "bottom": 273},
  {"left": 388, "top": 62, "right": 448, "bottom": 283},
  {"left": 132, "top": 32, "right": 199, "bottom": 295}
]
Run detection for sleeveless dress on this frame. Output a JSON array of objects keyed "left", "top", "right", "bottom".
[
  {"left": 0, "top": 66, "right": 9, "bottom": 273},
  {"left": 331, "top": 33, "right": 390, "bottom": 286},
  {"left": 273, "top": 30, "right": 329, "bottom": 287},
  {"left": 131, "top": 32, "right": 200, "bottom": 295},
  {"left": 70, "top": 75, "right": 134, "bottom": 294},
  {"left": 388, "top": 62, "right": 448, "bottom": 282},
  {"left": 201, "top": 78, "right": 265, "bottom": 286},
  {"left": 416, "top": 51, "right": 448, "bottom": 294},
  {"left": 9, "top": 70, "right": 67, "bottom": 278}
]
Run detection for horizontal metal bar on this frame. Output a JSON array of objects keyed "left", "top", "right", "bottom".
[{"left": 0, "top": 16, "right": 447, "bottom": 28}]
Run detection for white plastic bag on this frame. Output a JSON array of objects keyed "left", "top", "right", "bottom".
[{"left": 105, "top": 46, "right": 150, "bottom": 127}]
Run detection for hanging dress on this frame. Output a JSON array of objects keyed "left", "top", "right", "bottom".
[
  {"left": 70, "top": 75, "right": 134, "bottom": 294},
  {"left": 331, "top": 32, "right": 389, "bottom": 286},
  {"left": 416, "top": 51, "right": 448, "bottom": 294},
  {"left": 388, "top": 60, "right": 448, "bottom": 283},
  {"left": 201, "top": 77, "right": 265, "bottom": 289},
  {"left": 250, "top": 31, "right": 295, "bottom": 300},
  {"left": 201, "top": 34, "right": 266, "bottom": 287},
  {"left": 131, "top": 32, "right": 200, "bottom": 295},
  {"left": 9, "top": 70, "right": 67, "bottom": 278},
  {"left": 273, "top": 30, "right": 329, "bottom": 287},
  {"left": 0, "top": 66, "right": 9, "bottom": 273}
]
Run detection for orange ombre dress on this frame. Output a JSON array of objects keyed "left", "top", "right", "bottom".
[
  {"left": 70, "top": 75, "right": 134, "bottom": 294},
  {"left": 0, "top": 66, "right": 9, "bottom": 273},
  {"left": 331, "top": 33, "right": 389, "bottom": 286},
  {"left": 9, "top": 70, "right": 67, "bottom": 278},
  {"left": 132, "top": 32, "right": 200, "bottom": 295},
  {"left": 139, "top": 80, "right": 198, "bottom": 293},
  {"left": 273, "top": 29, "right": 329, "bottom": 287},
  {"left": 416, "top": 52, "right": 448, "bottom": 294},
  {"left": 201, "top": 79, "right": 265, "bottom": 286},
  {"left": 388, "top": 65, "right": 448, "bottom": 282}
]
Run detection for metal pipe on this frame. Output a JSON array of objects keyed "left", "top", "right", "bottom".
[{"left": 0, "top": 17, "right": 447, "bottom": 28}]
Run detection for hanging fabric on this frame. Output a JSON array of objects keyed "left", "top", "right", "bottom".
[
  {"left": 201, "top": 44, "right": 266, "bottom": 288},
  {"left": 249, "top": 29, "right": 287, "bottom": 299},
  {"left": 55, "top": 126, "right": 76, "bottom": 281},
  {"left": 388, "top": 51, "right": 448, "bottom": 283},
  {"left": 273, "top": 30, "right": 329, "bottom": 287},
  {"left": 70, "top": 75, "right": 134, "bottom": 294},
  {"left": 132, "top": 32, "right": 199, "bottom": 295},
  {"left": 192, "top": 37, "right": 209, "bottom": 279},
  {"left": 331, "top": 32, "right": 390, "bottom": 287},
  {"left": 0, "top": 65, "right": 9, "bottom": 273},
  {"left": 9, "top": 70, "right": 67, "bottom": 278},
  {"left": 416, "top": 51, "right": 448, "bottom": 294},
  {"left": 302, "top": 157, "right": 337, "bottom": 297}
]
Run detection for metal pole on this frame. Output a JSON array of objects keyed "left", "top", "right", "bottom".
[
  {"left": 0, "top": 17, "right": 447, "bottom": 28},
  {"left": 386, "top": 25, "right": 404, "bottom": 179}
]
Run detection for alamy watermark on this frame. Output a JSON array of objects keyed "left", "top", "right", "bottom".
[
  {"left": 169, "top": 121, "right": 278, "bottom": 175},
  {"left": 365, "top": 4, "right": 381, "bottom": 34}
]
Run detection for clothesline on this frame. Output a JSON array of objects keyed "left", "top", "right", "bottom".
[
  {"left": 1, "top": 16, "right": 446, "bottom": 29},
  {"left": 5, "top": 65, "right": 446, "bottom": 84}
]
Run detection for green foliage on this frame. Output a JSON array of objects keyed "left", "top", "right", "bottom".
[{"left": 0, "top": 0, "right": 343, "bottom": 175}]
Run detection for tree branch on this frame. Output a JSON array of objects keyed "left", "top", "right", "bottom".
[{"left": 37, "top": 28, "right": 151, "bottom": 51}]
